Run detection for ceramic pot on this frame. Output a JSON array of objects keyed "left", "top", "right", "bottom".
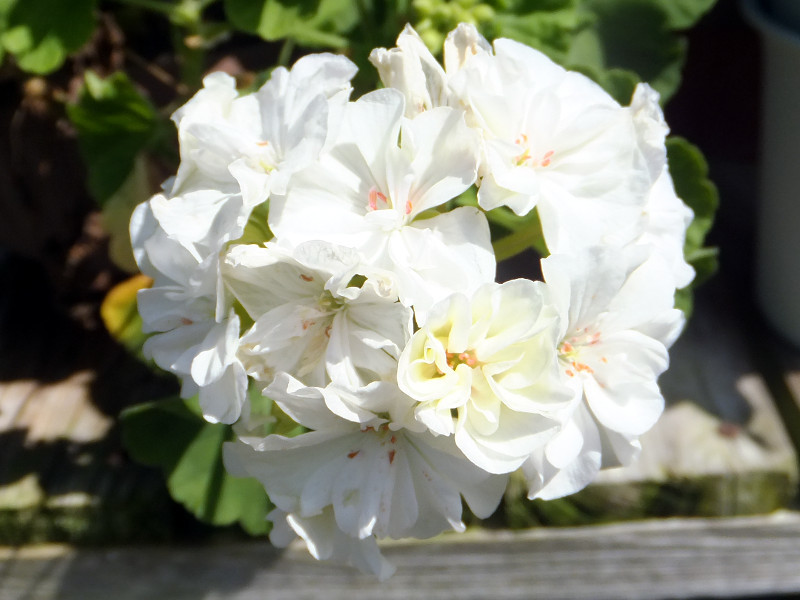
[{"left": 743, "top": 0, "right": 800, "bottom": 346}]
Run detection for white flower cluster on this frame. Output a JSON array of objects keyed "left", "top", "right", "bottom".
[{"left": 130, "top": 24, "right": 692, "bottom": 579}]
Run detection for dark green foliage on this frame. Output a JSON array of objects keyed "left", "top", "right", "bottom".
[{"left": 121, "top": 396, "right": 273, "bottom": 535}]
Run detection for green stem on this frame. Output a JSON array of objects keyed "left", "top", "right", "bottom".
[
  {"left": 491, "top": 212, "right": 548, "bottom": 262},
  {"left": 277, "top": 38, "right": 295, "bottom": 68},
  {"left": 180, "top": 40, "right": 205, "bottom": 90}
]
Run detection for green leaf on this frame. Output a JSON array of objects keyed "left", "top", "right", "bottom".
[
  {"left": 224, "top": 0, "right": 359, "bottom": 48},
  {"left": 235, "top": 200, "right": 273, "bottom": 247},
  {"left": 647, "top": 0, "right": 717, "bottom": 30},
  {"left": 0, "top": 0, "right": 96, "bottom": 74},
  {"left": 568, "top": 0, "right": 687, "bottom": 102},
  {"left": 667, "top": 136, "right": 719, "bottom": 316},
  {"left": 492, "top": 209, "right": 548, "bottom": 262},
  {"left": 667, "top": 137, "right": 718, "bottom": 255},
  {"left": 121, "top": 396, "right": 272, "bottom": 535},
  {"left": 489, "top": 5, "right": 587, "bottom": 64},
  {"left": 66, "top": 71, "right": 160, "bottom": 206},
  {"left": 0, "top": 0, "right": 16, "bottom": 64}
]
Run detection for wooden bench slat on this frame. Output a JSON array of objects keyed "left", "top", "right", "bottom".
[{"left": 2, "top": 513, "right": 800, "bottom": 599}]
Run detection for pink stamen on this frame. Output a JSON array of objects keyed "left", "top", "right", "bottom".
[{"left": 368, "top": 187, "right": 388, "bottom": 211}]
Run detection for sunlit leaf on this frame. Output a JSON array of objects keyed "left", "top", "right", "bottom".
[
  {"left": 66, "top": 71, "right": 161, "bottom": 206},
  {"left": 0, "top": 0, "right": 96, "bottom": 74},
  {"left": 224, "top": 0, "right": 359, "bottom": 48},
  {"left": 492, "top": 209, "right": 548, "bottom": 262},
  {"left": 488, "top": 4, "right": 587, "bottom": 64},
  {"left": 100, "top": 273, "right": 152, "bottom": 357}
]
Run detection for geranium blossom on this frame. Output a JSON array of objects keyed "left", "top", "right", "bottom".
[
  {"left": 130, "top": 199, "right": 248, "bottom": 423},
  {"left": 524, "top": 247, "right": 684, "bottom": 499},
  {"left": 397, "top": 279, "right": 573, "bottom": 473},
  {"left": 628, "top": 83, "right": 696, "bottom": 289},
  {"left": 268, "top": 87, "right": 494, "bottom": 316},
  {"left": 129, "top": 20, "right": 697, "bottom": 579},
  {"left": 375, "top": 24, "right": 655, "bottom": 254},
  {"left": 454, "top": 36, "right": 650, "bottom": 252},
  {"left": 224, "top": 372, "right": 507, "bottom": 579},
  {"left": 171, "top": 54, "right": 357, "bottom": 206},
  {"left": 222, "top": 240, "right": 412, "bottom": 390}
]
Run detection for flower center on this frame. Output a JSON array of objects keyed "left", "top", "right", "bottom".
[
  {"left": 367, "top": 186, "right": 413, "bottom": 216},
  {"left": 255, "top": 140, "right": 276, "bottom": 173},
  {"left": 558, "top": 329, "right": 603, "bottom": 377},
  {"left": 446, "top": 349, "right": 479, "bottom": 369},
  {"left": 317, "top": 289, "right": 343, "bottom": 312},
  {"left": 513, "top": 134, "right": 554, "bottom": 168},
  {"left": 367, "top": 186, "right": 391, "bottom": 211}
]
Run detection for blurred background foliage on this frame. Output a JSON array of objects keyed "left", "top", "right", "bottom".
[{"left": 0, "top": 0, "right": 718, "bottom": 536}]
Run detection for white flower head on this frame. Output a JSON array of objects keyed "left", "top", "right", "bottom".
[
  {"left": 524, "top": 246, "right": 684, "bottom": 499},
  {"left": 398, "top": 279, "right": 573, "bottom": 474}
]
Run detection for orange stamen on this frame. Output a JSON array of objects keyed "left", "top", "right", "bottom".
[{"left": 368, "top": 187, "right": 388, "bottom": 211}]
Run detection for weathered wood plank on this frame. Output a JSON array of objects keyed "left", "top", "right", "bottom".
[{"left": 2, "top": 512, "right": 800, "bottom": 600}]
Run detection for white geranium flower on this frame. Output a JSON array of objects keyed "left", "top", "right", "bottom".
[
  {"left": 628, "top": 83, "right": 695, "bottom": 289},
  {"left": 130, "top": 201, "right": 248, "bottom": 423},
  {"left": 147, "top": 188, "right": 249, "bottom": 262},
  {"left": 269, "top": 87, "right": 493, "bottom": 316},
  {"left": 223, "top": 372, "right": 506, "bottom": 578},
  {"left": 223, "top": 241, "right": 412, "bottom": 390},
  {"left": 397, "top": 279, "right": 572, "bottom": 474},
  {"left": 524, "top": 247, "right": 684, "bottom": 499},
  {"left": 446, "top": 31, "right": 650, "bottom": 253},
  {"left": 172, "top": 53, "right": 357, "bottom": 207},
  {"left": 637, "top": 168, "right": 695, "bottom": 289}
]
